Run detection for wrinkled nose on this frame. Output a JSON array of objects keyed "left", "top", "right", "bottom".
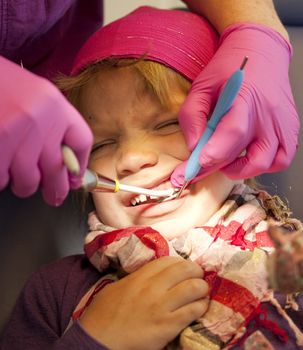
[{"left": 116, "top": 143, "right": 158, "bottom": 176}]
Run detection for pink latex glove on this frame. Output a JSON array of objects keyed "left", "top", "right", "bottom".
[
  {"left": 171, "top": 23, "right": 300, "bottom": 187},
  {"left": 0, "top": 57, "right": 93, "bottom": 205}
]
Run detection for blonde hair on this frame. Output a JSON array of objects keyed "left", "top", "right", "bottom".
[{"left": 57, "top": 58, "right": 191, "bottom": 112}]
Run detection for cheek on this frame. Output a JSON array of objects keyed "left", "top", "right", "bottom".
[
  {"left": 162, "top": 133, "right": 190, "bottom": 160},
  {"left": 92, "top": 193, "right": 117, "bottom": 224},
  {"left": 89, "top": 154, "right": 117, "bottom": 178}
]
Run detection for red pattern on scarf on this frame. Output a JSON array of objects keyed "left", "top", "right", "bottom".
[
  {"left": 204, "top": 271, "right": 260, "bottom": 319},
  {"left": 85, "top": 226, "right": 169, "bottom": 259},
  {"left": 202, "top": 221, "right": 274, "bottom": 250}
]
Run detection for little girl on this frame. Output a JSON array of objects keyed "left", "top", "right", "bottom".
[{"left": 2, "top": 6, "right": 303, "bottom": 350}]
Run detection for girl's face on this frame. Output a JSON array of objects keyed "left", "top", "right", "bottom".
[{"left": 79, "top": 66, "right": 238, "bottom": 238}]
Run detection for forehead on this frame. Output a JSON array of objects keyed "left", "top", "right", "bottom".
[{"left": 78, "top": 66, "right": 167, "bottom": 129}]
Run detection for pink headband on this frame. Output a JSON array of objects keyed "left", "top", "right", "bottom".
[{"left": 71, "top": 6, "right": 219, "bottom": 81}]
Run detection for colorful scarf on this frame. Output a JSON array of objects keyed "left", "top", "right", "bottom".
[{"left": 70, "top": 184, "right": 298, "bottom": 349}]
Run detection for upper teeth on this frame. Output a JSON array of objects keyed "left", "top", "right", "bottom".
[{"left": 130, "top": 194, "right": 157, "bottom": 206}]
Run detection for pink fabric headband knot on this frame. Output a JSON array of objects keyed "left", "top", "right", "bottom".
[{"left": 71, "top": 6, "right": 219, "bottom": 81}]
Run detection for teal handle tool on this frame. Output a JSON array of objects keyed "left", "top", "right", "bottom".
[{"left": 184, "top": 57, "right": 248, "bottom": 183}]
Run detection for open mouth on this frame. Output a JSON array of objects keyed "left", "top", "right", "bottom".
[{"left": 125, "top": 179, "right": 177, "bottom": 207}]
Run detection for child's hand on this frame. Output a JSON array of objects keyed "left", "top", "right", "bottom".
[{"left": 80, "top": 256, "right": 209, "bottom": 350}]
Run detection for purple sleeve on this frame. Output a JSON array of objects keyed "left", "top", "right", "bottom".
[
  {"left": 0, "top": 0, "right": 103, "bottom": 78},
  {"left": 54, "top": 322, "right": 108, "bottom": 350},
  {"left": 0, "top": 255, "right": 108, "bottom": 350}
]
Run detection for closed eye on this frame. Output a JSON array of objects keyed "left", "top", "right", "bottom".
[
  {"left": 91, "top": 139, "right": 116, "bottom": 154},
  {"left": 155, "top": 119, "right": 180, "bottom": 135}
]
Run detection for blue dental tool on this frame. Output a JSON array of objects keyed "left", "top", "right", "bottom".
[{"left": 177, "top": 57, "right": 248, "bottom": 197}]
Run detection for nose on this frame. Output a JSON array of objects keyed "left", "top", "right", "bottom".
[{"left": 116, "top": 142, "right": 158, "bottom": 176}]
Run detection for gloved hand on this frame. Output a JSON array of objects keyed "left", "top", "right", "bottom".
[
  {"left": 171, "top": 23, "right": 300, "bottom": 186},
  {"left": 0, "top": 56, "right": 93, "bottom": 205}
]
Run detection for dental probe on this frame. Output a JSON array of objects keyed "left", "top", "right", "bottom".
[
  {"left": 62, "top": 146, "right": 177, "bottom": 198},
  {"left": 176, "top": 56, "right": 248, "bottom": 198}
]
